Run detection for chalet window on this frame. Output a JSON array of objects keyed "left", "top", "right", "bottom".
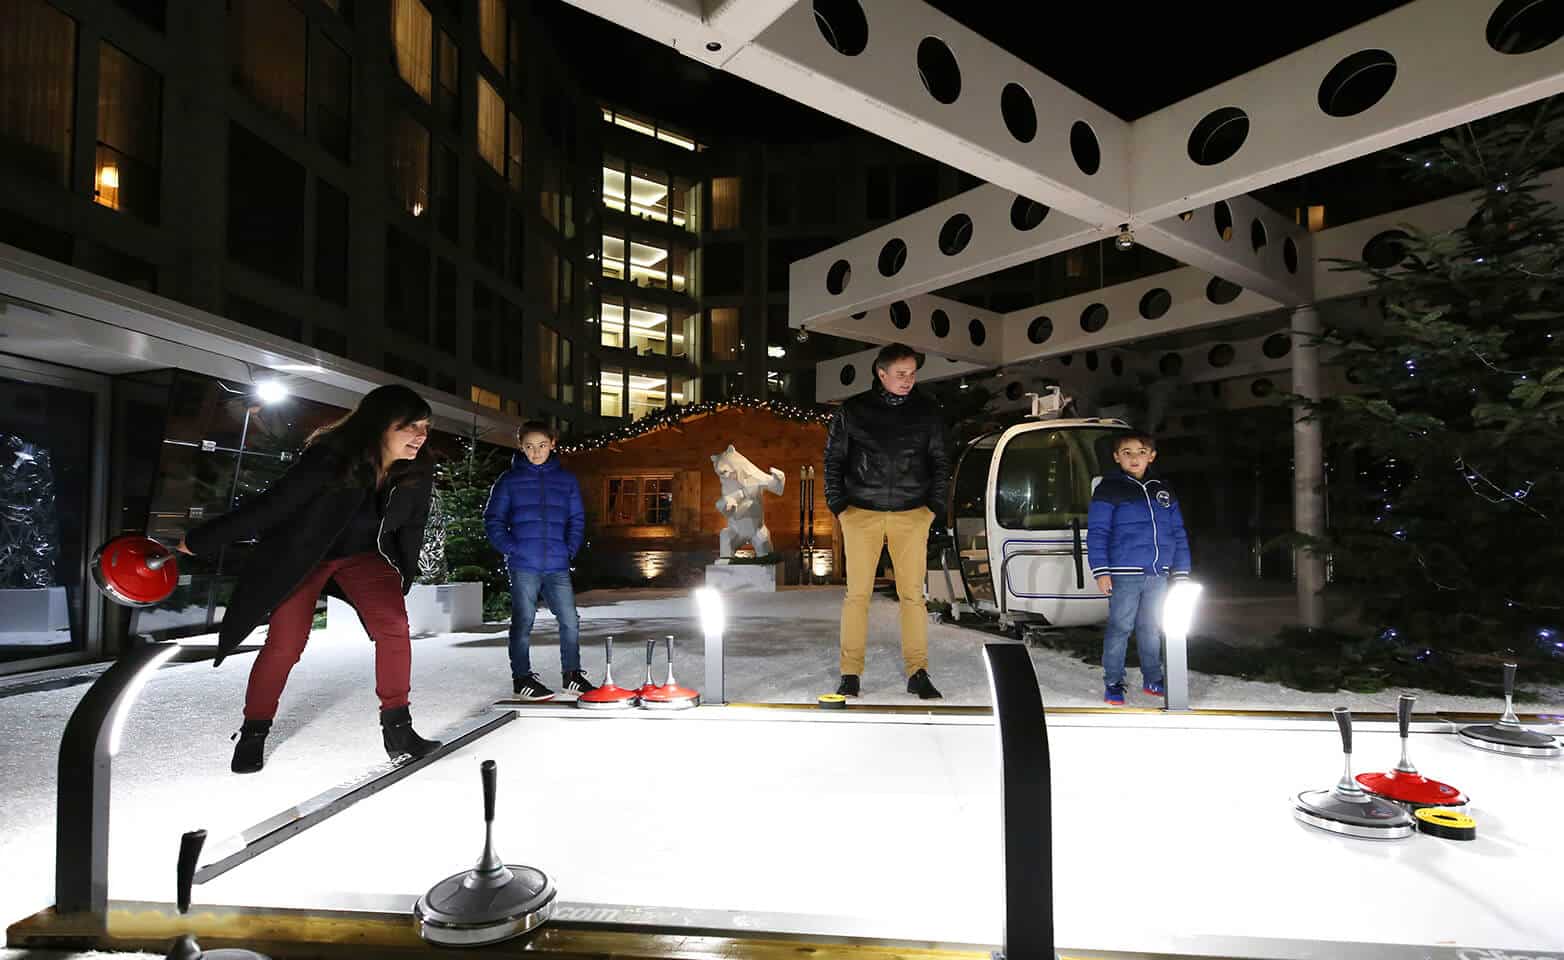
[{"left": 605, "top": 476, "right": 672, "bottom": 525}]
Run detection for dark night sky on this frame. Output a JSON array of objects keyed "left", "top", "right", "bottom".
[{"left": 538, "top": 0, "right": 1416, "bottom": 136}]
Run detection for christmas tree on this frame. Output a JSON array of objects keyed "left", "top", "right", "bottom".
[
  {"left": 1316, "top": 98, "right": 1564, "bottom": 666},
  {"left": 431, "top": 430, "right": 510, "bottom": 616}
]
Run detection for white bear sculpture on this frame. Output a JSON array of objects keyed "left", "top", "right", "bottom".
[{"left": 711, "top": 445, "right": 786, "bottom": 559}]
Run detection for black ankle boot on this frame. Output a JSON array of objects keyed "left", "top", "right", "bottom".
[
  {"left": 381, "top": 705, "right": 442, "bottom": 761},
  {"left": 230, "top": 718, "right": 271, "bottom": 774}
]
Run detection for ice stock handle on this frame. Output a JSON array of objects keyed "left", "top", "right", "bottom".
[
  {"left": 1397, "top": 694, "right": 1414, "bottom": 738},
  {"left": 1504, "top": 662, "right": 1517, "bottom": 699},
  {"left": 481, "top": 759, "right": 497, "bottom": 824},
  {"left": 1333, "top": 707, "right": 1352, "bottom": 755},
  {"left": 176, "top": 829, "right": 207, "bottom": 914}
]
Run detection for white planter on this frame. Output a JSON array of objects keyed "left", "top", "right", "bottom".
[
  {"left": 326, "top": 581, "right": 484, "bottom": 639},
  {"left": 0, "top": 586, "right": 70, "bottom": 633}
]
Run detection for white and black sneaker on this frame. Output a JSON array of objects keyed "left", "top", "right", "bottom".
[
  {"left": 512, "top": 672, "right": 555, "bottom": 701},
  {"left": 562, "top": 670, "right": 598, "bottom": 696}
]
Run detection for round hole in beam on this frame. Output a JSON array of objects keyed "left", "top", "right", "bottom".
[
  {"left": 1085, "top": 351, "right": 1099, "bottom": 371},
  {"left": 1362, "top": 229, "right": 1413, "bottom": 269},
  {"left": 1262, "top": 333, "right": 1292, "bottom": 359},
  {"left": 1208, "top": 343, "right": 1236, "bottom": 367},
  {"left": 1010, "top": 195, "right": 1049, "bottom": 231},
  {"left": 1070, "top": 120, "right": 1101, "bottom": 175},
  {"left": 889, "top": 300, "right": 911, "bottom": 329},
  {"left": 877, "top": 238, "right": 908, "bottom": 276},
  {"left": 931, "top": 309, "right": 950, "bottom": 338},
  {"left": 1027, "top": 316, "right": 1053, "bottom": 344},
  {"left": 939, "top": 213, "right": 974, "bottom": 255},
  {"left": 1188, "top": 106, "right": 1249, "bottom": 166},
  {"left": 1206, "top": 277, "right": 1243, "bottom": 304},
  {"left": 1001, "top": 83, "right": 1037, "bottom": 143},
  {"left": 916, "top": 36, "right": 962, "bottom": 104},
  {"left": 1111, "top": 354, "right": 1124, "bottom": 377},
  {"left": 1283, "top": 236, "right": 1299, "bottom": 274},
  {"left": 1318, "top": 49, "right": 1397, "bottom": 117},
  {"left": 1251, "top": 377, "right": 1276, "bottom": 398},
  {"left": 1139, "top": 287, "right": 1171, "bottom": 320},
  {"left": 969, "top": 318, "right": 987, "bottom": 346},
  {"left": 1251, "top": 218, "right": 1268, "bottom": 253},
  {"left": 1214, "top": 201, "right": 1234, "bottom": 242},
  {"left": 826, "top": 259, "right": 851, "bottom": 295},
  {"left": 839, "top": 364, "right": 857, "bottom": 386},
  {"left": 1005, "top": 381, "right": 1023, "bottom": 401},
  {"left": 1080, "top": 302, "right": 1108, "bottom": 333},
  {"left": 1487, "top": 0, "right": 1564, "bottom": 54},
  {"left": 813, "top": 0, "right": 869, "bottom": 56},
  {"left": 1159, "top": 353, "right": 1183, "bottom": 376}
]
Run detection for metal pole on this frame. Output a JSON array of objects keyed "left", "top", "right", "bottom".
[
  {"left": 981, "top": 643, "right": 1056, "bottom": 960},
  {"left": 1291, "top": 305, "right": 1325, "bottom": 630},
  {"left": 206, "top": 405, "right": 254, "bottom": 630},
  {"left": 56, "top": 643, "right": 180, "bottom": 917},
  {"left": 798, "top": 464, "right": 807, "bottom": 585}
]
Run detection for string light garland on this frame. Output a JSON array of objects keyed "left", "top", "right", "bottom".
[{"left": 558, "top": 395, "right": 835, "bottom": 455}]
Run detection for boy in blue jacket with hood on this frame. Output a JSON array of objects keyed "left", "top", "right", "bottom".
[
  {"left": 483, "top": 421, "right": 598, "bottom": 701},
  {"left": 1087, "top": 431, "right": 1191, "bottom": 705}
]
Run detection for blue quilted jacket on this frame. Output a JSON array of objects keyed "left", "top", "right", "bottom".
[
  {"left": 482, "top": 454, "right": 585, "bottom": 573},
  {"left": 1086, "top": 470, "right": 1191, "bottom": 579}
]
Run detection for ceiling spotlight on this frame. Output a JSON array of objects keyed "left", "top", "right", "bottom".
[
  {"left": 795, "top": 325, "right": 810, "bottom": 343},
  {"left": 1115, "top": 225, "right": 1135, "bottom": 252},
  {"left": 254, "top": 379, "right": 290, "bottom": 405}
]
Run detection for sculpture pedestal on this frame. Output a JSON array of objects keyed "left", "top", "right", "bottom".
[{"left": 705, "top": 561, "right": 783, "bottom": 593}]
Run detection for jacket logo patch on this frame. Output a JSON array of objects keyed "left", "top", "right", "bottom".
[{"left": 1156, "top": 490, "right": 1173, "bottom": 508}]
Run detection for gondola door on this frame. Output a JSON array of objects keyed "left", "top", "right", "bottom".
[
  {"left": 947, "top": 433, "right": 999, "bottom": 608},
  {"left": 986, "top": 424, "right": 1128, "bottom": 627}
]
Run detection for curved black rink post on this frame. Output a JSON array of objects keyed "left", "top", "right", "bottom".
[{"left": 981, "top": 642, "right": 1055, "bottom": 960}]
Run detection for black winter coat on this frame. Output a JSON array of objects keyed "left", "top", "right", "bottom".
[
  {"left": 823, "top": 383, "right": 951, "bottom": 521},
  {"left": 184, "top": 442, "right": 434, "bottom": 665}
]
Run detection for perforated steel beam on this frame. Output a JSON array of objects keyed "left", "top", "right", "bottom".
[
  {"left": 703, "top": 0, "right": 795, "bottom": 44},
  {"left": 999, "top": 267, "right": 1281, "bottom": 363},
  {"left": 815, "top": 347, "right": 985, "bottom": 402},
  {"left": 788, "top": 184, "right": 1105, "bottom": 328},
  {"left": 1130, "top": 0, "right": 1564, "bottom": 222},
  {"left": 1138, "top": 193, "right": 1314, "bottom": 304},
  {"left": 810, "top": 292, "right": 1006, "bottom": 366}
]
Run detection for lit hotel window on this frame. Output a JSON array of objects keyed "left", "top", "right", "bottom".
[
  {"left": 599, "top": 106, "right": 698, "bottom": 152},
  {"left": 0, "top": 0, "right": 76, "bottom": 186},
  {"left": 711, "top": 177, "right": 741, "bottom": 230},
  {"left": 600, "top": 235, "right": 677, "bottom": 288},
  {"left": 391, "top": 0, "right": 432, "bottom": 101},
  {"left": 470, "top": 385, "right": 501, "bottom": 410},
  {"left": 476, "top": 77, "right": 504, "bottom": 174},
  {"left": 601, "top": 301, "right": 675, "bottom": 355},
  {"left": 600, "top": 366, "right": 624, "bottom": 418},
  {"left": 388, "top": 110, "right": 430, "bottom": 218},
  {"left": 627, "top": 372, "right": 670, "bottom": 420},
  {"left": 95, "top": 43, "right": 162, "bottom": 221},
  {"left": 479, "top": 0, "right": 506, "bottom": 73},
  {"left": 606, "top": 476, "right": 674, "bottom": 525},
  {"left": 229, "top": 0, "right": 307, "bottom": 132}
]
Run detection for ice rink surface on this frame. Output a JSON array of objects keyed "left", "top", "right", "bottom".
[{"left": 174, "top": 707, "right": 1564, "bottom": 958}]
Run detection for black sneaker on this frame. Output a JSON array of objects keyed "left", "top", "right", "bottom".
[
  {"left": 512, "top": 673, "right": 555, "bottom": 701},
  {"left": 836, "top": 674, "right": 861, "bottom": 697},
  {"left": 907, "top": 669, "right": 942, "bottom": 700},
  {"left": 562, "top": 670, "right": 597, "bottom": 695}
]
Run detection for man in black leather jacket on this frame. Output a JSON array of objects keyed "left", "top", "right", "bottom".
[{"left": 824, "top": 342, "right": 950, "bottom": 699}]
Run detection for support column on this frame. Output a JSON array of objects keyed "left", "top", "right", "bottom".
[{"left": 1291, "top": 305, "right": 1325, "bottom": 630}]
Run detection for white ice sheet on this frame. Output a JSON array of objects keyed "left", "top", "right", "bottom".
[{"left": 163, "top": 709, "right": 1563, "bottom": 956}]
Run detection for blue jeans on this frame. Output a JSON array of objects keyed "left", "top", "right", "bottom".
[
  {"left": 508, "top": 569, "right": 581, "bottom": 679},
  {"left": 1102, "top": 574, "right": 1167, "bottom": 688}
]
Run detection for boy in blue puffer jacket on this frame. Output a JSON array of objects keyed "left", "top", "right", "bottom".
[
  {"left": 483, "top": 421, "right": 598, "bottom": 700},
  {"left": 1086, "top": 431, "right": 1192, "bottom": 705}
]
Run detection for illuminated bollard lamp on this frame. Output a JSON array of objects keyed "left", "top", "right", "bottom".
[
  {"left": 1160, "top": 579, "right": 1203, "bottom": 711},
  {"left": 696, "top": 586, "right": 726, "bottom": 706}
]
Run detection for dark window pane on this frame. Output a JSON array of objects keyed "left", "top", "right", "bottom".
[
  {"left": 227, "top": 293, "right": 302, "bottom": 342},
  {"left": 388, "top": 110, "right": 429, "bottom": 218},
  {"left": 312, "top": 36, "right": 352, "bottom": 162},
  {"left": 0, "top": 208, "right": 71, "bottom": 264},
  {"left": 95, "top": 44, "right": 162, "bottom": 222},
  {"left": 434, "top": 143, "right": 459, "bottom": 241},
  {"left": 474, "top": 182, "right": 505, "bottom": 274},
  {"left": 385, "top": 227, "right": 430, "bottom": 341},
  {"left": 227, "top": 123, "right": 305, "bottom": 284},
  {"left": 865, "top": 164, "right": 890, "bottom": 220},
  {"left": 702, "top": 243, "right": 744, "bottom": 297},
  {"left": 77, "top": 241, "right": 157, "bottom": 291},
  {"left": 0, "top": 0, "right": 76, "bottom": 185},
  {"left": 894, "top": 163, "right": 937, "bottom": 218},
  {"left": 315, "top": 180, "right": 349, "bottom": 305},
  {"left": 435, "top": 259, "right": 458, "bottom": 353},
  {"left": 437, "top": 32, "right": 459, "bottom": 132},
  {"left": 114, "top": 0, "right": 167, "bottom": 30},
  {"left": 229, "top": 0, "right": 307, "bottom": 131}
]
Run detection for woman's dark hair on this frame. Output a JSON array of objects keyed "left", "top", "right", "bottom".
[{"left": 308, "top": 384, "right": 433, "bottom": 486}]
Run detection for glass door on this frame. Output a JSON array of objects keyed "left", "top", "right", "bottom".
[{"left": 0, "top": 357, "right": 109, "bottom": 673}]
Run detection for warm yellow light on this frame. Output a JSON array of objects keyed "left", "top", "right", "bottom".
[{"left": 97, "top": 164, "right": 120, "bottom": 189}]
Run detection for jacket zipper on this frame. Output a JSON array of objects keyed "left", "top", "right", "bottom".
[
  {"left": 1134, "top": 477, "right": 1161, "bottom": 573},
  {"left": 376, "top": 484, "right": 398, "bottom": 572}
]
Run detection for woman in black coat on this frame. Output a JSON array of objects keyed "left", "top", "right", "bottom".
[{"left": 180, "top": 384, "right": 442, "bottom": 773}]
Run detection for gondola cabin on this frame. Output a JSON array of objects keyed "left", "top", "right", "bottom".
[{"left": 936, "top": 394, "right": 1132, "bottom": 629}]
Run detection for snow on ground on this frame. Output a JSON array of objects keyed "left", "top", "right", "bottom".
[{"left": 2, "top": 586, "right": 1560, "bottom": 952}]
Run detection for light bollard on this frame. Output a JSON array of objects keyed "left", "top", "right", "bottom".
[
  {"left": 1161, "top": 580, "right": 1203, "bottom": 712},
  {"left": 695, "top": 586, "right": 726, "bottom": 705}
]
